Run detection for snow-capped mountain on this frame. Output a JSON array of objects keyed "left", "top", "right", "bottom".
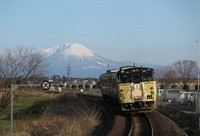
[
  {"left": 42, "top": 43, "right": 94, "bottom": 60},
  {"left": 41, "top": 43, "right": 125, "bottom": 77}
]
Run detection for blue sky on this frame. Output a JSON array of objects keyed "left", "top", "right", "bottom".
[{"left": 1, "top": 0, "right": 200, "bottom": 65}]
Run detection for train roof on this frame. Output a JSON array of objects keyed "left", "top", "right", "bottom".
[
  {"left": 119, "top": 66, "right": 154, "bottom": 71},
  {"left": 106, "top": 69, "right": 118, "bottom": 73},
  {"left": 100, "top": 66, "right": 155, "bottom": 77}
]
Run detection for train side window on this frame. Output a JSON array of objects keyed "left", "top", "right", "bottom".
[
  {"left": 117, "top": 73, "right": 121, "bottom": 83},
  {"left": 112, "top": 78, "right": 117, "bottom": 89},
  {"left": 117, "top": 77, "right": 120, "bottom": 83}
]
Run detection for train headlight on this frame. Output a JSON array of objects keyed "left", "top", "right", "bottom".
[
  {"left": 150, "top": 91, "right": 154, "bottom": 95},
  {"left": 123, "top": 103, "right": 130, "bottom": 109},
  {"left": 119, "top": 89, "right": 124, "bottom": 92},
  {"left": 150, "top": 87, "right": 154, "bottom": 90}
]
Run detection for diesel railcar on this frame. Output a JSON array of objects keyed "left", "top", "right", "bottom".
[{"left": 100, "top": 66, "right": 157, "bottom": 112}]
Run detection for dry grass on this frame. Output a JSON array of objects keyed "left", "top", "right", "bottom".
[
  {"left": 16, "top": 88, "right": 59, "bottom": 98},
  {"left": 4, "top": 92, "right": 101, "bottom": 136},
  {"left": 0, "top": 88, "right": 10, "bottom": 100}
]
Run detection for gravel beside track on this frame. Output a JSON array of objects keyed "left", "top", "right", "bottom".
[
  {"left": 106, "top": 115, "right": 131, "bottom": 136},
  {"left": 147, "top": 110, "right": 187, "bottom": 136},
  {"left": 157, "top": 105, "right": 200, "bottom": 135}
]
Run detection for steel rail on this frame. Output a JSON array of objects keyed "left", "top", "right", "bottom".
[
  {"left": 131, "top": 113, "right": 153, "bottom": 136},
  {"left": 145, "top": 113, "right": 154, "bottom": 136}
]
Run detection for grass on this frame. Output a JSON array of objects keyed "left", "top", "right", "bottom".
[
  {"left": 14, "top": 97, "right": 50, "bottom": 112},
  {"left": 0, "top": 89, "right": 101, "bottom": 136},
  {"left": 0, "top": 95, "right": 52, "bottom": 135}
]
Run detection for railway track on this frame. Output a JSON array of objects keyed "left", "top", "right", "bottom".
[
  {"left": 78, "top": 93, "right": 186, "bottom": 136},
  {"left": 99, "top": 110, "right": 153, "bottom": 136},
  {"left": 78, "top": 93, "right": 153, "bottom": 136},
  {"left": 130, "top": 113, "right": 153, "bottom": 136}
]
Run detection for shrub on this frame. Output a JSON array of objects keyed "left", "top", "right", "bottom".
[
  {"left": 160, "top": 84, "right": 165, "bottom": 89},
  {"left": 78, "top": 84, "right": 83, "bottom": 89},
  {"left": 171, "top": 85, "right": 178, "bottom": 88},
  {"left": 183, "top": 84, "right": 190, "bottom": 91},
  {"left": 71, "top": 84, "right": 77, "bottom": 89},
  {"left": 85, "top": 84, "right": 90, "bottom": 89},
  {"left": 0, "top": 90, "right": 11, "bottom": 109},
  {"left": 66, "top": 85, "right": 70, "bottom": 89},
  {"left": 92, "top": 85, "right": 97, "bottom": 89},
  {"left": 195, "top": 85, "right": 200, "bottom": 90}
]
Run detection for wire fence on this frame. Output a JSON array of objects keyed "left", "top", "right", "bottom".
[{"left": 156, "top": 91, "right": 200, "bottom": 113}]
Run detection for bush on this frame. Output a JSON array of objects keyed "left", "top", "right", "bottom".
[
  {"left": 78, "top": 84, "right": 83, "bottom": 89},
  {"left": 71, "top": 84, "right": 77, "bottom": 89},
  {"left": 92, "top": 85, "right": 97, "bottom": 89},
  {"left": 0, "top": 90, "right": 11, "bottom": 109},
  {"left": 66, "top": 85, "right": 70, "bottom": 89},
  {"left": 59, "top": 84, "right": 63, "bottom": 87},
  {"left": 160, "top": 84, "right": 165, "bottom": 89},
  {"left": 183, "top": 84, "right": 190, "bottom": 91},
  {"left": 195, "top": 85, "right": 200, "bottom": 90},
  {"left": 85, "top": 84, "right": 90, "bottom": 89},
  {"left": 172, "top": 85, "right": 178, "bottom": 88}
]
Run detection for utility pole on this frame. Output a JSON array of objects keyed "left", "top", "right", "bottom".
[
  {"left": 196, "top": 40, "right": 200, "bottom": 113},
  {"left": 196, "top": 40, "right": 200, "bottom": 90},
  {"left": 67, "top": 63, "right": 71, "bottom": 83}
]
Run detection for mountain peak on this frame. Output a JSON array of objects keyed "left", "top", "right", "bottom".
[
  {"left": 63, "top": 43, "right": 94, "bottom": 59},
  {"left": 41, "top": 42, "right": 125, "bottom": 77}
]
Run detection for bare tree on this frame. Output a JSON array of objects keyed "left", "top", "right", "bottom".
[
  {"left": 0, "top": 46, "right": 49, "bottom": 87},
  {"left": 0, "top": 46, "right": 49, "bottom": 109},
  {"left": 156, "top": 66, "right": 177, "bottom": 88},
  {"left": 173, "top": 60, "right": 197, "bottom": 88}
]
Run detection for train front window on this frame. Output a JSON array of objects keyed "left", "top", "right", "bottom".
[
  {"left": 118, "top": 68, "right": 155, "bottom": 83},
  {"left": 129, "top": 74, "right": 140, "bottom": 83},
  {"left": 142, "top": 73, "right": 154, "bottom": 82},
  {"left": 120, "top": 75, "right": 129, "bottom": 83},
  {"left": 119, "top": 74, "right": 141, "bottom": 83}
]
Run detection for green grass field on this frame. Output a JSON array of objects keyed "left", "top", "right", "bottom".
[
  {"left": 0, "top": 90, "right": 100, "bottom": 136},
  {"left": 0, "top": 96, "right": 53, "bottom": 134}
]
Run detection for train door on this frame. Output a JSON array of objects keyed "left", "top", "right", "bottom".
[{"left": 109, "top": 75, "right": 113, "bottom": 98}]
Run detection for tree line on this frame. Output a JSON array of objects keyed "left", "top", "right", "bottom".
[{"left": 156, "top": 60, "right": 198, "bottom": 91}]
